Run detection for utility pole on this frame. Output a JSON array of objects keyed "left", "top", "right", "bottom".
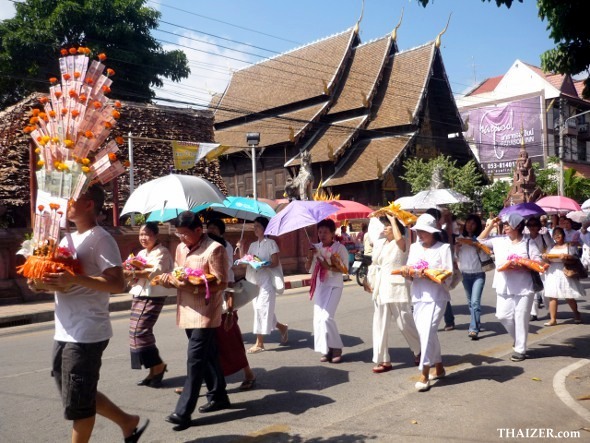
[
  {"left": 558, "top": 97, "right": 565, "bottom": 196},
  {"left": 246, "top": 133, "right": 260, "bottom": 200}
]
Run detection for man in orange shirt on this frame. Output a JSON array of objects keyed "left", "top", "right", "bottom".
[{"left": 160, "top": 211, "right": 229, "bottom": 429}]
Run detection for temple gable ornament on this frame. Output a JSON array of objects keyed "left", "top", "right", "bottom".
[{"left": 285, "top": 150, "right": 313, "bottom": 201}]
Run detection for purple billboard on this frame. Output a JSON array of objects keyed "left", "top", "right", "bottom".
[{"left": 461, "top": 96, "right": 544, "bottom": 175}]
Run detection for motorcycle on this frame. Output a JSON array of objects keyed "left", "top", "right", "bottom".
[{"left": 351, "top": 252, "right": 372, "bottom": 286}]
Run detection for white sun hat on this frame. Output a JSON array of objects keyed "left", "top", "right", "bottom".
[{"left": 410, "top": 213, "right": 441, "bottom": 233}]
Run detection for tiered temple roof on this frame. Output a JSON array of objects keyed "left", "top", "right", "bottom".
[{"left": 213, "top": 19, "right": 476, "bottom": 200}]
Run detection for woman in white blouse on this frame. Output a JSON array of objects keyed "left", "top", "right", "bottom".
[
  {"left": 478, "top": 213, "right": 542, "bottom": 362},
  {"left": 125, "top": 222, "right": 174, "bottom": 387},
  {"left": 305, "top": 219, "right": 349, "bottom": 363},
  {"left": 240, "top": 216, "right": 288, "bottom": 353},
  {"left": 455, "top": 214, "right": 487, "bottom": 340},
  {"left": 402, "top": 214, "right": 453, "bottom": 392},
  {"left": 366, "top": 215, "right": 420, "bottom": 373}
]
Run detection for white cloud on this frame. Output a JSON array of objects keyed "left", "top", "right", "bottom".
[
  {"left": 0, "top": 0, "right": 16, "bottom": 20},
  {"left": 155, "top": 31, "right": 256, "bottom": 108}
]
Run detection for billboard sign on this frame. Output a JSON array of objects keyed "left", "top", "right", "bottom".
[{"left": 461, "top": 96, "right": 544, "bottom": 175}]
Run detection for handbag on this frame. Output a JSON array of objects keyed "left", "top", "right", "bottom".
[
  {"left": 449, "top": 262, "right": 462, "bottom": 290},
  {"left": 526, "top": 240, "right": 544, "bottom": 293},
  {"left": 478, "top": 252, "right": 495, "bottom": 272},
  {"left": 226, "top": 279, "right": 258, "bottom": 311},
  {"left": 563, "top": 256, "right": 588, "bottom": 279}
]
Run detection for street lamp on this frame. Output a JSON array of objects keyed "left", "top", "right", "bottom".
[
  {"left": 246, "top": 132, "right": 260, "bottom": 200},
  {"left": 559, "top": 109, "right": 590, "bottom": 195}
]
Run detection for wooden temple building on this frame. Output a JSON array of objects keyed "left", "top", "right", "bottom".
[{"left": 213, "top": 17, "right": 481, "bottom": 205}]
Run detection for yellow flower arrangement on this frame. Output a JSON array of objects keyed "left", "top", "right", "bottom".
[{"left": 369, "top": 202, "right": 417, "bottom": 226}]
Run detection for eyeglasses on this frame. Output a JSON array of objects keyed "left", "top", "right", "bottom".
[{"left": 175, "top": 232, "right": 189, "bottom": 240}]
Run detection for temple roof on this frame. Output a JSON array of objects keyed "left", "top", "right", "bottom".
[
  {"left": 212, "top": 28, "right": 357, "bottom": 125},
  {"left": 327, "top": 36, "right": 393, "bottom": 116},
  {"left": 286, "top": 115, "right": 367, "bottom": 166},
  {"left": 214, "top": 102, "right": 327, "bottom": 153},
  {"left": 323, "top": 135, "right": 413, "bottom": 186},
  {"left": 367, "top": 43, "right": 435, "bottom": 130}
]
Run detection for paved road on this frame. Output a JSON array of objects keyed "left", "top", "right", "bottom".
[{"left": 1, "top": 279, "right": 589, "bottom": 442}]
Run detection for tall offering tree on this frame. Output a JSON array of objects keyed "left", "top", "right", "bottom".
[
  {"left": 0, "top": 0, "right": 190, "bottom": 108},
  {"left": 417, "top": 0, "right": 590, "bottom": 98}
]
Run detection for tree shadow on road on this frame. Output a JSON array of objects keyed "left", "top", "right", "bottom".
[
  {"left": 529, "top": 333, "right": 590, "bottom": 360},
  {"left": 240, "top": 329, "right": 364, "bottom": 353},
  {"left": 433, "top": 361, "right": 525, "bottom": 387},
  {"left": 192, "top": 430, "right": 377, "bottom": 443}
]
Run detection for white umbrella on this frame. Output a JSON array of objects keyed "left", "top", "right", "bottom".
[
  {"left": 394, "top": 196, "right": 415, "bottom": 210},
  {"left": 121, "top": 174, "right": 226, "bottom": 216},
  {"left": 566, "top": 210, "right": 590, "bottom": 224},
  {"left": 582, "top": 198, "right": 590, "bottom": 211},
  {"left": 402, "top": 189, "right": 471, "bottom": 210}
]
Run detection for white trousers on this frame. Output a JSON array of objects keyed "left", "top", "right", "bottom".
[
  {"left": 496, "top": 293, "right": 534, "bottom": 354},
  {"left": 313, "top": 285, "right": 344, "bottom": 354},
  {"left": 252, "top": 281, "right": 277, "bottom": 335},
  {"left": 530, "top": 290, "right": 545, "bottom": 316},
  {"left": 413, "top": 299, "right": 446, "bottom": 370},
  {"left": 372, "top": 300, "right": 421, "bottom": 364}
]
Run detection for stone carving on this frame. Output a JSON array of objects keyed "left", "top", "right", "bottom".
[
  {"left": 504, "top": 143, "right": 543, "bottom": 206},
  {"left": 285, "top": 150, "right": 313, "bottom": 201}
]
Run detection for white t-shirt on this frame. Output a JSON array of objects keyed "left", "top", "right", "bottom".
[
  {"left": 480, "top": 236, "right": 542, "bottom": 296},
  {"left": 456, "top": 236, "right": 486, "bottom": 274},
  {"left": 246, "top": 238, "right": 280, "bottom": 286},
  {"left": 54, "top": 226, "right": 122, "bottom": 343},
  {"left": 407, "top": 241, "right": 453, "bottom": 303}
]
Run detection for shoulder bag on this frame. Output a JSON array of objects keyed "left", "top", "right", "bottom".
[{"left": 526, "top": 240, "right": 544, "bottom": 293}]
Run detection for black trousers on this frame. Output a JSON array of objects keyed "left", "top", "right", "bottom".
[{"left": 175, "top": 327, "right": 228, "bottom": 418}]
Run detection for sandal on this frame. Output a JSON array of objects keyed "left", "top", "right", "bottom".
[
  {"left": 239, "top": 378, "right": 256, "bottom": 390},
  {"left": 544, "top": 321, "right": 557, "bottom": 327},
  {"left": 320, "top": 354, "right": 331, "bottom": 363},
  {"left": 247, "top": 346, "right": 265, "bottom": 354},
  {"left": 414, "top": 353, "right": 421, "bottom": 366},
  {"left": 280, "top": 325, "right": 289, "bottom": 344},
  {"left": 372, "top": 364, "right": 393, "bottom": 373},
  {"left": 174, "top": 387, "right": 183, "bottom": 395},
  {"left": 330, "top": 349, "right": 342, "bottom": 364}
]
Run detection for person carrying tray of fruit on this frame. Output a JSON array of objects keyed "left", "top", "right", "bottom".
[
  {"left": 124, "top": 221, "right": 174, "bottom": 389},
  {"left": 157, "top": 211, "right": 230, "bottom": 428},
  {"left": 478, "top": 213, "right": 543, "bottom": 363},
  {"left": 31, "top": 184, "right": 149, "bottom": 442}
]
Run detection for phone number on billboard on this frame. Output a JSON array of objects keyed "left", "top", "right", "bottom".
[{"left": 484, "top": 161, "right": 516, "bottom": 174}]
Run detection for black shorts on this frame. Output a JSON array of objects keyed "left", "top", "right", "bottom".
[{"left": 51, "top": 340, "right": 109, "bottom": 420}]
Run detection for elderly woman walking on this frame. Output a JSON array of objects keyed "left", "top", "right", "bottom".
[
  {"left": 478, "top": 214, "right": 542, "bottom": 362},
  {"left": 402, "top": 214, "right": 453, "bottom": 392},
  {"left": 366, "top": 215, "right": 421, "bottom": 373},
  {"left": 125, "top": 222, "right": 174, "bottom": 387},
  {"left": 305, "top": 219, "right": 348, "bottom": 363}
]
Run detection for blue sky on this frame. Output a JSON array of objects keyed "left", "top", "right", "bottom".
[{"left": 1, "top": 0, "right": 556, "bottom": 107}]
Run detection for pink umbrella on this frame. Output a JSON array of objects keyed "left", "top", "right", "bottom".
[
  {"left": 327, "top": 200, "right": 373, "bottom": 221},
  {"left": 535, "top": 196, "right": 581, "bottom": 214}
]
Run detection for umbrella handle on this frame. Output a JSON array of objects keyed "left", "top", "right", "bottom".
[{"left": 235, "top": 219, "right": 246, "bottom": 256}]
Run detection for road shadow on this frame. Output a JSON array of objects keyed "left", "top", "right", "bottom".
[
  {"left": 442, "top": 352, "right": 505, "bottom": 368},
  {"left": 192, "top": 431, "right": 377, "bottom": 443},
  {"left": 529, "top": 333, "right": 590, "bottom": 359},
  {"left": 166, "top": 391, "right": 339, "bottom": 434},
  {"left": 433, "top": 363, "right": 525, "bottom": 388},
  {"left": 240, "top": 329, "right": 364, "bottom": 353}
]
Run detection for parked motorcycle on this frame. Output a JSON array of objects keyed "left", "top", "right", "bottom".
[{"left": 351, "top": 253, "right": 372, "bottom": 286}]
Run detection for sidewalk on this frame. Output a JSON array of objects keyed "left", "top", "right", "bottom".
[{"left": 0, "top": 273, "right": 326, "bottom": 329}]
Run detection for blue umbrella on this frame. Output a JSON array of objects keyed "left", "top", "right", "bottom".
[
  {"left": 146, "top": 203, "right": 214, "bottom": 222},
  {"left": 498, "top": 202, "right": 546, "bottom": 219},
  {"left": 208, "top": 196, "right": 276, "bottom": 221}
]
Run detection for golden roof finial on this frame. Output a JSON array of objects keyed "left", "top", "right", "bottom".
[
  {"left": 288, "top": 126, "right": 295, "bottom": 143},
  {"left": 322, "top": 79, "right": 330, "bottom": 95},
  {"left": 354, "top": 0, "right": 365, "bottom": 34},
  {"left": 391, "top": 8, "right": 404, "bottom": 42},
  {"left": 435, "top": 13, "right": 452, "bottom": 48}
]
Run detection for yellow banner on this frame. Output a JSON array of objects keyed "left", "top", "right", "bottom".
[{"left": 171, "top": 142, "right": 199, "bottom": 170}]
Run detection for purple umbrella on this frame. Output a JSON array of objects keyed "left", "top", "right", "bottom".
[
  {"left": 264, "top": 200, "right": 339, "bottom": 236},
  {"left": 498, "top": 202, "right": 546, "bottom": 219}
]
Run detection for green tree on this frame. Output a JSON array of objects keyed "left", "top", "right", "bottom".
[
  {"left": 563, "top": 167, "right": 590, "bottom": 202},
  {"left": 534, "top": 156, "right": 558, "bottom": 196},
  {"left": 0, "top": 0, "right": 190, "bottom": 107},
  {"left": 418, "top": 0, "right": 590, "bottom": 98},
  {"left": 480, "top": 180, "right": 510, "bottom": 216},
  {"left": 401, "top": 154, "right": 484, "bottom": 216}
]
